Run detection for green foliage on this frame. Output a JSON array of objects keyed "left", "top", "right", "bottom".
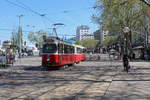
[
  {"left": 75, "top": 41, "right": 81, "bottom": 45},
  {"left": 11, "top": 27, "right": 23, "bottom": 52},
  {"left": 101, "top": 36, "right": 118, "bottom": 47},
  {"left": 80, "top": 38, "right": 99, "bottom": 49},
  {"left": 18, "top": 26, "right": 23, "bottom": 47},
  {"left": 28, "top": 30, "right": 48, "bottom": 48},
  {"left": 141, "top": 0, "right": 150, "bottom": 6},
  {"left": 94, "top": 0, "right": 150, "bottom": 47}
]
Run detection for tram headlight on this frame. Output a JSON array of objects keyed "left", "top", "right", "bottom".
[{"left": 47, "top": 58, "right": 50, "bottom": 61}]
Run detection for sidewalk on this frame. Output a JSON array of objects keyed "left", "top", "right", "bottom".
[
  {"left": 0, "top": 57, "right": 41, "bottom": 77},
  {"left": 103, "top": 61, "right": 150, "bottom": 100}
]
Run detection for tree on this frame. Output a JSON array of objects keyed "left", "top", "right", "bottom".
[
  {"left": 141, "top": 0, "right": 150, "bottom": 6},
  {"left": 11, "top": 31, "right": 18, "bottom": 51},
  {"left": 101, "top": 36, "right": 118, "bottom": 47},
  {"left": 74, "top": 41, "right": 81, "bottom": 45},
  {"left": 28, "top": 30, "right": 48, "bottom": 48},
  {"left": 93, "top": 0, "right": 150, "bottom": 50},
  {"left": 11, "top": 27, "right": 23, "bottom": 52},
  {"left": 80, "top": 38, "right": 99, "bottom": 49},
  {"left": 18, "top": 26, "right": 23, "bottom": 47}
]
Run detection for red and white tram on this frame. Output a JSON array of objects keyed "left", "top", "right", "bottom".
[{"left": 42, "top": 36, "right": 85, "bottom": 68}]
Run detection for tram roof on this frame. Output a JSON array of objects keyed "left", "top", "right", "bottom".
[
  {"left": 45, "top": 36, "right": 73, "bottom": 45},
  {"left": 45, "top": 36, "right": 85, "bottom": 48},
  {"left": 73, "top": 44, "right": 85, "bottom": 49}
]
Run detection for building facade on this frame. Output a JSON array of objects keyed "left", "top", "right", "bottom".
[
  {"left": 76, "top": 25, "right": 93, "bottom": 41},
  {"left": 93, "top": 29, "right": 109, "bottom": 42},
  {"left": 94, "top": 29, "right": 101, "bottom": 41},
  {"left": 100, "top": 30, "right": 109, "bottom": 42}
]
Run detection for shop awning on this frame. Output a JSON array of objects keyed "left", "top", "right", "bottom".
[{"left": 133, "top": 46, "right": 144, "bottom": 49}]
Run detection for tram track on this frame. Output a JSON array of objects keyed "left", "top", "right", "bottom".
[
  {"left": 0, "top": 55, "right": 122, "bottom": 100},
  {"left": 8, "top": 65, "right": 95, "bottom": 100}
]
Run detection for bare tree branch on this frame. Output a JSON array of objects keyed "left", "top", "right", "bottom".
[{"left": 140, "top": 0, "right": 150, "bottom": 6}]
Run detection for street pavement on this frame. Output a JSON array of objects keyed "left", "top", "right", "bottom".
[
  {"left": 103, "top": 61, "right": 150, "bottom": 100},
  {"left": 0, "top": 54, "right": 150, "bottom": 100}
]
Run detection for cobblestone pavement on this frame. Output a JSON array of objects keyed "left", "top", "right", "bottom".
[
  {"left": 0, "top": 54, "right": 121, "bottom": 100},
  {"left": 1, "top": 54, "right": 149, "bottom": 100},
  {"left": 103, "top": 61, "right": 150, "bottom": 100}
]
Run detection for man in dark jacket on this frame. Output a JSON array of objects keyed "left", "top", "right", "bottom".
[{"left": 123, "top": 54, "right": 128, "bottom": 71}]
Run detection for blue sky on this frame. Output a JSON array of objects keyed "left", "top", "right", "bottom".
[{"left": 0, "top": 0, "right": 100, "bottom": 45}]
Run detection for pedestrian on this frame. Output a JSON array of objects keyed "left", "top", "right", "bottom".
[
  {"left": 132, "top": 53, "right": 135, "bottom": 60},
  {"left": 97, "top": 55, "right": 101, "bottom": 60},
  {"left": 123, "top": 54, "right": 128, "bottom": 71}
]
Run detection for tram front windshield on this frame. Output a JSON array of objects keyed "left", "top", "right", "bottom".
[{"left": 43, "top": 43, "right": 57, "bottom": 53}]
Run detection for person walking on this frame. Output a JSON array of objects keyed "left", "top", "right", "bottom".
[{"left": 123, "top": 54, "right": 129, "bottom": 72}]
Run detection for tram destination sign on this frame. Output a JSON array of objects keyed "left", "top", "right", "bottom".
[{"left": 46, "top": 39, "right": 54, "bottom": 43}]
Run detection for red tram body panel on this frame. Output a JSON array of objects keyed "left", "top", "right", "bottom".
[{"left": 42, "top": 37, "right": 85, "bottom": 68}]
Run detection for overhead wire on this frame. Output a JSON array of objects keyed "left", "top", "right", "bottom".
[
  {"left": 61, "top": 6, "right": 94, "bottom": 24},
  {"left": 4, "top": 0, "right": 94, "bottom": 26},
  {"left": 5, "top": 0, "right": 41, "bottom": 16},
  {"left": 0, "top": 28, "right": 33, "bottom": 32},
  {"left": 4, "top": 0, "right": 54, "bottom": 24},
  {"left": 3, "top": 0, "right": 55, "bottom": 40},
  {"left": 46, "top": 6, "right": 93, "bottom": 15},
  {"left": 0, "top": 28, "right": 32, "bottom": 41},
  {"left": 14, "top": 0, "right": 55, "bottom": 27},
  {"left": 3, "top": 0, "right": 96, "bottom": 39},
  {"left": 15, "top": 0, "right": 42, "bottom": 16},
  {"left": 55, "top": 7, "right": 94, "bottom": 38}
]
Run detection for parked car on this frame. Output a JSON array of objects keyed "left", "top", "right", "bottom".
[
  {"left": 21, "top": 52, "right": 28, "bottom": 57},
  {"left": 109, "top": 49, "right": 116, "bottom": 55}
]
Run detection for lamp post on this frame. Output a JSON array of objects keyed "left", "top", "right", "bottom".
[
  {"left": 18, "top": 14, "right": 24, "bottom": 58},
  {"left": 123, "top": 27, "right": 130, "bottom": 55}
]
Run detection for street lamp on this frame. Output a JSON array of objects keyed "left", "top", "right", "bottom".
[
  {"left": 122, "top": 27, "right": 130, "bottom": 72},
  {"left": 18, "top": 14, "right": 24, "bottom": 58},
  {"left": 123, "top": 27, "right": 130, "bottom": 55}
]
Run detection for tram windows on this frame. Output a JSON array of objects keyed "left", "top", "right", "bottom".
[
  {"left": 68, "top": 46, "right": 72, "bottom": 54},
  {"left": 83, "top": 49, "right": 87, "bottom": 53},
  {"left": 69, "top": 46, "right": 74, "bottom": 54},
  {"left": 58, "top": 43, "right": 63, "bottom": 54},
  {"left": 71, "top": 46, "right": 75, "bottom": 54},
  {"left": 77, "top": 48, "right": 82, "bottom": 54},
  {"left": 69, "top": 46, "right": 75, "bottom": 54},
  {"left": 64, "top": 45, "right": 68, "bottom": 54},
  {"left": 64, "top": 45, "right": 74, "bottom": 54},
  {"left": 77, "top": 48, "right": 79, "bottom": 53},
  {"left": 68, "top": 46, "right": 71, "bottom": 54},
  {"left": 43, "top": 44, "right": 57, "bottom": 53}
]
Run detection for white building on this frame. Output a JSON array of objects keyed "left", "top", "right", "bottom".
[
  {"left": 76, "top": 25, "right": 93, "bottom": 41},
  {"left": 82, "top": 34, "right": 94, "bottom": 40}
]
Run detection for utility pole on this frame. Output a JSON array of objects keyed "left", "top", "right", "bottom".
[{"left": 18, "top": 14, "right": 24, "bottom": 58}]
